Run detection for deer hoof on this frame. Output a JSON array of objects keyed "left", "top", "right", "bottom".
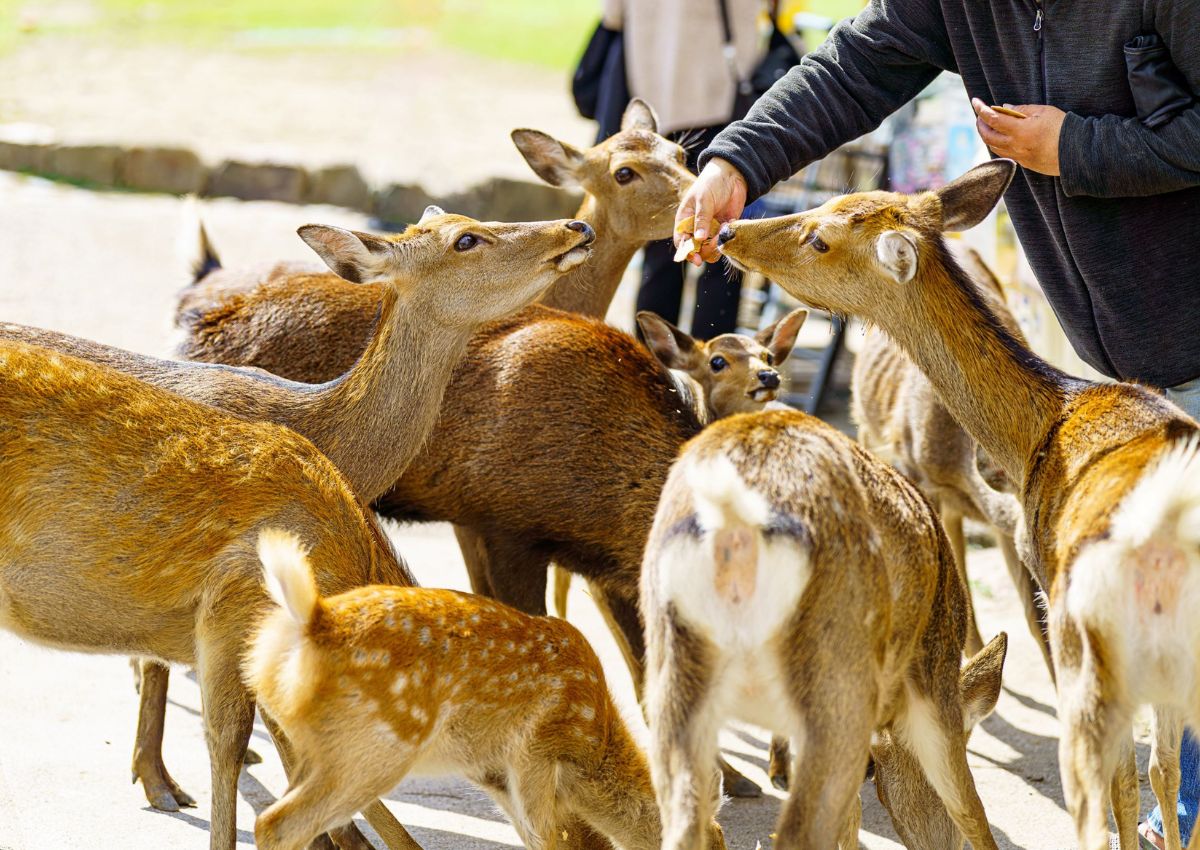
[{"left": 719, "top": 759, "right": 762, "bottom": 798}]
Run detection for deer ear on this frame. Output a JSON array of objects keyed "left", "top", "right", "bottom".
[
  {"left": 511, "top": 129, "right": 585, "bottom": 188},
  {"left": 876, "top": 230, "right": 919, "bottom": 284},
  {"left": 755, "top": 308, "right": 807, "bottom": 365},
  {"left": 621, "top": 98, "right": 659, "bottom": 133},
  {"left": 936, "top": 159, "right": 1016, "bottom": 232},
  {"left": 637, "top": 311, "right": 696, "bottom": 369},
  {"left": 418, "top": 205, "right": 445, "bottom": 224},
  {"left": 298, "top": 225, "right": 394, "bottom": 284},
  {"left": 960, "top": 632, "right": 1007, "bottom": 729}
]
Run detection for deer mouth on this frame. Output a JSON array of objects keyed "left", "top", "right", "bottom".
[
  {"left": 749, "top": 387, "right": 778, "bottom": 403},
  {"left": 550, "top": 243, "right": 592, "bottom": 272}
]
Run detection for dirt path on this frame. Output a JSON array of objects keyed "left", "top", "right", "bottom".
[{"left": 0, "top": 174, "right": 1159, "bottom": 848}]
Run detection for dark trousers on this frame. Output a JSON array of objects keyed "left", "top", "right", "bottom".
[{"left": 636, "top": 123, "right": 743, "bottom": 339}]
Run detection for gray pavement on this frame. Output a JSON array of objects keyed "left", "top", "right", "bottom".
[{"left": 0, "top": 174, "right": 1150, "bottom": 848}]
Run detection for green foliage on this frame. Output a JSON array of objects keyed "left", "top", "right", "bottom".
[{"left": 0, "top": 0, "right": 596, "bottom": 69}]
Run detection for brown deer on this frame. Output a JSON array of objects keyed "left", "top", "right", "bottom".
[
  {"left": 0, "top": 339, "right": 420, "bottom": 850},
  {"left": 245, "top": 529, "right": 727, "bottom": 850},
  {"left": 716, "top": 159, "right": 1200, "bottom": 850},
  {"left": 550, "top": 307, "right": 808, "bottom": 619},
  {"left": 641, "top": 409, "right": 1005, "bottom": 850},
  {"left": 0, "top": 209, "right": 592, "bottom": 836},
  {"left": 851, "top": 244, "right": 1053, "bottom": 677}
]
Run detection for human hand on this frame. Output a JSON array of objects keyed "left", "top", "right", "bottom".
[
  {"left": 971, "top": 99, "right": 1066, "bottom": 176},
  {"left": 674, "top": 158, "right": 748, "bottom": 266}
]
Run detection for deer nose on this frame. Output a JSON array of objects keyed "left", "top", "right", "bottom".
[
  {"left": 717, "top": 224, "right": 736, "bottom": 247},
  {"left": 758, "top": 370, "right": 780, "bottom": 389},
  {"left": 566, "top": 220, "right": 595, "bottom": 245}
]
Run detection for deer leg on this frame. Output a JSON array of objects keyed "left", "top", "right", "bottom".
[
  {"left": 552, "top": 565, "right": 572, "bottom": 619},
  {"left": 646, "top": 616, "right": 723, "bottom": 850},
  {"left": 131, "top": 658, "right": 198, "bottom": 811},
  {"left": 454, "top": 525, "right": 496, "bottom": 598},
  {"left": 768, "top": 735, "right": 792, "bottom": 791},
  {"left": 477, "top": 536, "right": 550, "bottom": 616},
  {"left": 897, "top": 690, "right": 999, "bottom": 850},
  {"left": 772, "top": 694, "right": 872, "bottom": 850},
  {"left": 1151, "top": 709, "right": 1185, "bottom": 850},
  {"left": 837, "top": 792, "right": 863, "bottom": 850},
  {"left": 941, "top": 505, "right": 983, "bottom": 657},
  {"left": 257, "top": 759, "right": 413, "bottom": 850},
  {"left": 196, "top": 641, "right": 256, "bottom": 850},
  {"left": 1057, "top": 666, "right": 1132, "bottom": 850},
  {"left": 1112, "top": 737, "right": 1140, "bottom": 850},
  {"left": 587, "top": 584, "right": 646, "bottom": 702},
  {"left": 507, "top": 758, "right": 563, "bottom": 850},
  {"left": 998, "top": 533, "right": 1055, "bottom": 683},
  {"left": 260, "top": 712, "right": 396, "bottom": 850}
]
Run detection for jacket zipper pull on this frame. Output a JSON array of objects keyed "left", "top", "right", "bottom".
[{"left": 1033, "top": 8, "right": 1043, "bottom": 31}]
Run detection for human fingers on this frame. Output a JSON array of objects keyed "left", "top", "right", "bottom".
[
  {"left": 975, "top": 117, "right": 1013, "bottom": 154},
  {"left": 673, "top": 195, "right": 698, "bottom": 248}
]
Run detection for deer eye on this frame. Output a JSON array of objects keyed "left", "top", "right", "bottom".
[
  {"left": 763, "top": 352, "right": 774, "bottom": 366},
  {"left": 810, "top": 234, "right": 829, "bottom": 254},
  {"left": 710, "top": 356, "right": 728, "bottom": 373},
  {"left": 455, "top": 234, "right": 479, "bottom": 252},
  {"left": 613, "top": 167, "right": 636, "bottom": 185}
]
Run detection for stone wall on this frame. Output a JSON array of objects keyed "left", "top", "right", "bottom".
[{"left": 0, "top": 125, "right": 581, "bottom": 224}]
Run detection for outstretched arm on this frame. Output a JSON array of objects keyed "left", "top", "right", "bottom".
[{"left": 678, "top": 0, "right": 953, "bottom": 260}]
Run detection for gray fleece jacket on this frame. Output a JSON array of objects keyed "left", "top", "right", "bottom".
[{"left": 700, "top": 0, "right": 1200, "bottom": 387}]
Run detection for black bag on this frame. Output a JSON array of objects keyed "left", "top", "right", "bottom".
[
  {"left": 717, "top": 0, "right": 802, "bottom": 120},
  {"left": 572, "top": 22, "right": 631, "bottom": 141},
  {"left": 1124, "top": 33, "right": 1194, "bottom": 129}
]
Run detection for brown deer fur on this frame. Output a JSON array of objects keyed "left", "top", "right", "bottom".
[
  {"left": 166, "top": 109, "right": 693, "bottom": 696},
  {"left": 641, "top": 410, "right": 1005, "bottom": 850},
  {"left": 550, "top": 308, "right": 809, "bottom": 620},
  {"left": 850, "top": 244, "right": 1052, "bottom": 676},
  {"left": 245, "top": 531, "right": 726, "bottom": 850},
  {"left": 0, "top": 340, "right": 414, "bottom": 850},
  {"left": 717, "top": 160, "right": 1200, "bottom": 850},
  {"left": 0, "top": 209, "right": 591, "bottom": 840}
]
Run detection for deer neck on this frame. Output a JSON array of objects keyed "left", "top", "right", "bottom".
[
  {"left": 294, "top": 286, "right": 467, "bottom": 500},
  {"left": 882, "top": 240, "right": 1074, "bottom": 486},
  {"left": 538, "top": 195, "right": 643, "bottom": 318}
]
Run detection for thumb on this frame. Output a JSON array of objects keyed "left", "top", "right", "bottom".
[{"left": 693, "top": 191, "right": 715, "bottom": 243}]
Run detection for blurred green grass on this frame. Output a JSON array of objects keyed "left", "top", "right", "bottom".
[{"left": 0, "top": 0, "right": 597, "bottom": 69}]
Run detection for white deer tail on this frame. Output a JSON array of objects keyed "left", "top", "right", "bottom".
[
  {"left": 1068, "top": 436, "right": 1200, "bottom": 630},
  {"left": 258, "top": 528, "right": 319, "bottom": 627},
  {"left": 687, "top": 455, "right": 770, "bottom": 534}
]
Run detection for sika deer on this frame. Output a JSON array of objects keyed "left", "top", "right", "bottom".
[
  {"left": 0, "top": 208, "right": 591, "bottom": 838},
  {"left": 642, "top": 410, "right": 1004, "bottom": 850},
  {"left": 0, "top": 339, "right": 416, "bottom": 850},
  {"left": 717, "top": 159, "right": 1200, "bottom": 850},
  {"left": 851, "top": 245, "right": 1052, "bottom": 677},
  {"left": 550, "top": 308, "right": 808, "bottom": 620},
  {"left": 245, "top": 530, "right": 727, "bottom": 850}
]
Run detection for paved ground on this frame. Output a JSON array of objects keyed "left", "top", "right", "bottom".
[{"left": 0, "top": 174, "right": 1157, "bottom": 848}]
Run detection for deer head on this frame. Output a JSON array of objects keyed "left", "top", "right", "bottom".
[
  {"left": 512, "top": 99, "right": 695, "bottom": 243},
  {"left": 715, "top": 161, "right": 1017, "bottom": 321},
  {"left": 637, "top": 308, "right": 808, "bottom": 417},
  {"left": 298, "top": 207, "right": 595, "bottom": 327}
]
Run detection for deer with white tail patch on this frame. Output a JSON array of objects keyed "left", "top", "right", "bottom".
[{"left": 642, "top": 409, "right": 1006, "bottom": 850}]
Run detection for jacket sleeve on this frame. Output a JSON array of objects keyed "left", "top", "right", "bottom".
[
  {"left": 1059, "top": 0, "right": 1200, "bottom": 198},
  {"left": 698, "top": 0, "right": 955, "bottom": 200}
]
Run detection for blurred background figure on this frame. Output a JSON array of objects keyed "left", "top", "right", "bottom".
[{"left": 580, "top": 0, "right": 781, "bottom": 338}]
